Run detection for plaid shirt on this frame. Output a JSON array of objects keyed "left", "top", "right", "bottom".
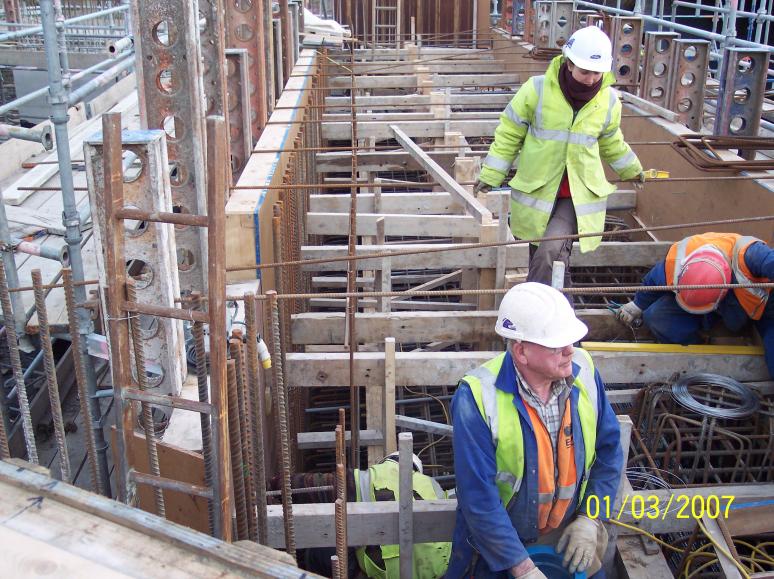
[{"left": 514, "top": 365, "right": 571, "bottom": 464}]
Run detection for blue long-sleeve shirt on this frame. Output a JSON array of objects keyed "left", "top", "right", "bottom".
[
  {"left": 447, "top": 350, "right": 623, "bottom": 577},
  {"left": 633, "top": 241, "right": 774, "bottom": 313}
]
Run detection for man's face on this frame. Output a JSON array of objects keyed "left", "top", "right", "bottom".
[
  {"left": 516, "top": 341, "right": 575, "bottom": 382},
  {"left": 567, "top": 62, "right": 603, "bottom": 86}
]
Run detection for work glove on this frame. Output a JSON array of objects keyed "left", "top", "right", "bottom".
[
  {"left": 557, "top": 515, "right": 600, "bottom": 574},
  {"left": 615, "top": 301, "right": 643, "bottom": 326},
  {"left": 473, "top": 179, "right": 492, "bottom": 195},
  {"left": 631, "top": 171, "right": 646, "bottom": 191},
  {"left": 510, "top": 564, "right": 548, "bottom": 579}
]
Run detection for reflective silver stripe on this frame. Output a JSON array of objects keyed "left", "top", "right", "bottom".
[
  {"left": 484, "top": 153, "right": 513, "bottom": 173},
  {"left": 609, "top": 149, "right": 637, "bottom": 172},
  {"left": 600, "top": 89, "right": 617, "bottom": 138},
  {"left": 572, "top": 349, "right": 598, "bottom": 418},
  {"left": 556, "top": 484, "right": 577, "bottom": 500},
  {"left": 469, "top": 365, "right": 500, "bottom": 445},
  {"left": 574, "top": 198, "right": 607, "bottom": 217},
  {"left": 538, "top": 492, "right": 554, "bottom": 503},
  {"left": 673, "top": 238, "right": 690, "bottom": 285},
  {"left": 358, "top": 468, "right": 372, "bottom": 502},
  {"left": 496, "top": 471, "right": 523, "bottom": 496},
  {"left": 430, "top": 478, "right": 445, "bottom": 499},
  {"left": 529, "top": 125, "right": 597, "bottom": 147},
  {"left": 599, "top": 127, "right": 618, "bottom": 139},
  {"left": 733, "top": 236, "right": 770, "bottom": 304},
  {"left": 533, "top": 75, "right": 545, "bottom": 128},
  {"left": 504, "top": 102, "right": 529, "bottom": 127},
  {"left": 511, "top": 189, "right": 554, "bottom": 214}
]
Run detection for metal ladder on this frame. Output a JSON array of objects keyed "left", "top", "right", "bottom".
[
  {"left": 372, "top": 0, "right": 401, "bottom": 49},
  {"left": 93, "top": 112, "right": 233, "bottom": 541}
]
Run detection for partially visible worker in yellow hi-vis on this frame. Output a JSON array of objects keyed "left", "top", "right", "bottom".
[{"left": 474, "top": 26, "right": 644, "bottom": 291}]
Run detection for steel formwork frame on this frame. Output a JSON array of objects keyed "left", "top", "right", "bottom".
[
  {"left": 131, "top": 0, "right": 208, "bottom": 297},
  {"left": 669, "top": 39, "right": 710, "bottom": 132},
  {"left": 640, "top": 31, "right": 679, "bottom": 106}
]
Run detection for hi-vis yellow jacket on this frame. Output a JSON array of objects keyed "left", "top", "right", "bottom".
[{"left": 479, "top": 55, "right": 642, "bottom": 253}]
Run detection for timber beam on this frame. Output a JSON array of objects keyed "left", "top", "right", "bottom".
[
  {"left": 324, "top": 93, "right": 513, "bottom": 109},
  {"left": 322, "top": 119, "right": 499, "bottom": 140},
  {"left": 291, "top": 310, "right": 652, "bottom": 345},
  {"left": 325, "top": 74, "right": 520, "bottom": 90},
  {"left": 308, "top": 191, "right": 638, "bottom": 214},
  {"left": 285, "top": 350, "right": 769, "bottom": 386},
  {"left": 300, "top": 241, "right": 671, "bottom": 271},
  {"left": 265, "top": 485, "right": 774, "bottom": 549}
]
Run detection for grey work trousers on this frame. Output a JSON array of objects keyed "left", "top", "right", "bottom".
[{"left": 525, "top": 197, "right": 578, "bottom": 288}]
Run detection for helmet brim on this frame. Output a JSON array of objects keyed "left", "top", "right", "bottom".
[
  {"left": 527, "top": 317, "right": 589, "bottom": 349},
  {"left": 565, "top": 53, "right": 612, "bottom": 73}
]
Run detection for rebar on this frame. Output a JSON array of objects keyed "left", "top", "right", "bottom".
[
  {"left": 268, "top": 290, "right": 296, "bottom": 558},
  {"left": 245, "top": 292, "right": 269, "bottom": 544},
  {"left": 190, "top": 292, "right": 215, "bottom": 535},
  {"left": 31, "top": 269, "right": 70, "bottom": 482},
  {"left": 226, "top": 358, "right": 249, "bottom": 541},
  {"left": 126, "top": 279, "right": 164, "bottom": 517},
  {"left": 230, "top": 337, "right": 258, "bottom": 542},
  {"left": 0, "top": 256, "right": 37, "bottom": 463},
  {"left": 62, "top": 268, "right": 101, "bottom": 493}
]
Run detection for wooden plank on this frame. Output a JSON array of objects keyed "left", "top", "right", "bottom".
[
  {"left": 308, "top": 298, "right": 478, "bottom": 311},
  {"left": 394, "top": 415, "right": 453, "bottom": 436},
  {"left": 297, "top": 429, "right": 383, "bottom": 449},
  {"left": 616, "top": 535, "right": 674, "bottom": 579},
  {"left": 384, "top": 337, "right": 396, "bottom": 454},
  {"left": 285, "top": 349, "right": 769, "bottom": 387},
  {"left": 700, "top": 516, "right": 744, "bottom": 579},
  {"left": 307, "top": 212, "right": 480, "bottom": 237},
  {"left": 315, "top": 150, "right": 459, "bottom": 173},
  {"left": 308, "top": 190, "right": 637, "bottom": 214},
  {"left": 291, "top": 310, "right": 652, "bottom": 345},
  {"left": 391, "top": 124, "right": 492, "bottom": 224},
  {"left": 322, "top": 119, "right": 500, "bottom": 140},
  {"left": 0, "top": 461, "right": 309, "bottom": 576},
  {"left": 324, "top": 93, "right": 512, "bottom": 109},
  {"left": 326, "top": 73, "right": 520, "bottom": 89},
  {"left": 300, "top": 241, "right": 671, "bottom": 271},
  {"left": 265, "top": 484, "right": 774, "bottom": 549}
]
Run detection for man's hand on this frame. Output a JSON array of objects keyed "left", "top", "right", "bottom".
[
  {"left": 631, "top": 171, "right": 646, "bottom": 191},
  {"left": 557, "top": 515, "right": 600, "bottom": 574},
  {"left": 473, "top": 179, "right": 492, "bottom": 195},
  {"left": 615, "top": 301, "right": 642, "bottom": 326},
  {"left": 509, "top": 559, "right": 547, "bottom": 579}
]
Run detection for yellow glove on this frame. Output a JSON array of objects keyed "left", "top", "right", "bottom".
[{"left": 557, "top": 515, "right": 600, "bottom": 574}]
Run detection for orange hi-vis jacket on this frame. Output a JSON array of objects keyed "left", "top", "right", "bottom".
[
  {"left": 524, "top": 400, "right": 577, "bottom": 532},
  {"left": 664, "top": 233, "right": 771, "bottom": 320}
]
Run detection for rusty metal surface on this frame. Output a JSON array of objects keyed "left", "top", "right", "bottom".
[
  {"left": 225, "top": 0, "right": 269, "bottom": 144},
  {"left": 132, "top": 0, "right": 208, "bottom": 296},
  {"left": 640, "top": 31, "right": 678, "bottom": 106},
  {"left": 225, "top": 49, "right": 253, "bottom": 182},
  {"left": 533, "top": 1, "right": 573, "bottom": 50},
  {"left": 609, "top": 16, "right": 642, "bottom": 90},
  {"left": 672, "top": 135, "right": 774, "bottom": 172},
  {"left": 714, "top": 47, "right": 770, "bottom": 149},
  {"left": 669, "top": 39, "right": 709, "bottom": 131}
]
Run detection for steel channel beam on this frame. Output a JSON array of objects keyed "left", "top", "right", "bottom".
[
  {"left": 85, "top": 129, "right": 186, "bottom": 404},
  {"left": 533, "top": 1, "right": 573, "bottom": 50},
  {"left": 610, "top": 16, "right": 643, "bottom": 89},
  {"left": 225, "top": 48, "right": 253, "bottom": 181},
  {"left": 225, "top": 0, "right": 269, "bottom": 144},
  {"left": 669, "top": 39, "right": 710, "bottom": 131},
  {"left": 714, "top": 47, "right": 770, "bottom": 146},
  {"left": 640, "top": 31, "right": 679, "bottom": 106},
  {"left": 572, "top": 9, "right": 597, "bottom": 32},
  {"left": 132, "top": 0, "right": 208, "bottom": 296}
]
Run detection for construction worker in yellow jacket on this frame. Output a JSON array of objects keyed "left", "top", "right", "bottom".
[
  {"left": 354, "top": 453, "right": 451, "bottom": 578},
  {"left": 474, "top": 26, "right": 643, "bottom": 290}
]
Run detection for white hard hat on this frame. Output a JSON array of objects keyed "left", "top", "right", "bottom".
[
  {"left": 563, "top": 26, "right": 613, "bottom": 73},
  {"left": 495, "top": 282, "right": 588, "bottom": 348},
  {"left": 382, "top": 452, "right": 423, "bottom": 474}
]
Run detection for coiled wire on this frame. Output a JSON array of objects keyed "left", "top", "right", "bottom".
[{"left": 671, "top": 373, "right": 759, "bottom": 420}]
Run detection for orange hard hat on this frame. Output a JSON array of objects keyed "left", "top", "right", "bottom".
[{"left": 675, "top": 245, "right": 732, "bottom": 314}]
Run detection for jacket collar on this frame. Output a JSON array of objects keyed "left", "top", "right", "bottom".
[
  {"left": 546, "top": 54, "right": 616, "bottom": 91},
  {"left": 495, "top": 349, "right": 581, "bottom": 394}
]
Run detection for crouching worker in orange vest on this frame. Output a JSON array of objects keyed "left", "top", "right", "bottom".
[
  {"left": 615, "top": 232, "right": 774, "bottom": 378},
  {"left": 448, "top": 283, "right": 624, "bottom": 578}
]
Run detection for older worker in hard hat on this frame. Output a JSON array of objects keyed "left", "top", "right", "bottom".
[
  {"left": 448, "top": 283, "right": 623, "bottom": 578},
  {"left": 616, "top": 232, "right": 774, "bottom": 378},
  {"left": 473, "top": 26, "right": 643, "bottom": 290}
]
